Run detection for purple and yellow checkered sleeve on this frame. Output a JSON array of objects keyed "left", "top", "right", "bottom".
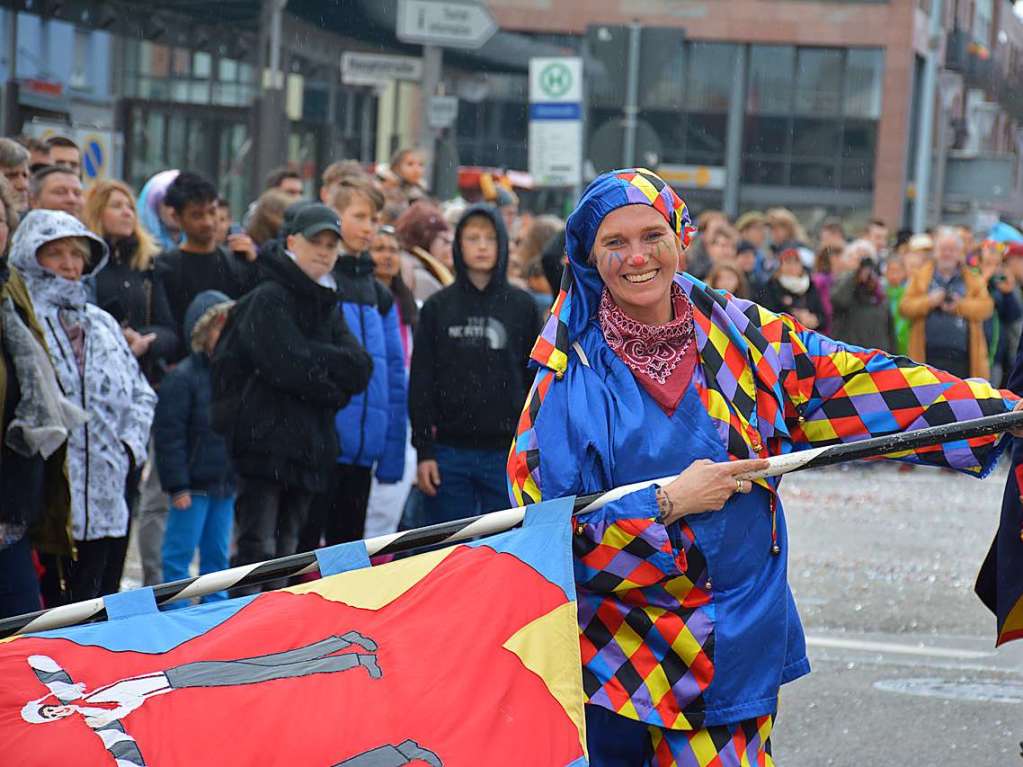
[{"left": 785, "top": 319, "right": 1017, "bottom": 476}]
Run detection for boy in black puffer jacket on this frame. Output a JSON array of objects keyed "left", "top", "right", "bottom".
[
  {"left": 211, "top": 204, "right": 371, "bottom": 588},
  {"left": 154, "top": 290, "right": 236, "bottom": 606}
]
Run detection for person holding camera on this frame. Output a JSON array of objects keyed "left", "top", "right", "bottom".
[
  {"left": 900, "top": 227, "right": 993, "bottom": 379},
  {"left": 979, "top": 239, "right": 1022, "bottom": 386},
  {"left": 830, "top": 239, "right": 894, "bottom": 351}
]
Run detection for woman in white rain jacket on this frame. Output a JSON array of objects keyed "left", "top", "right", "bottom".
[{"left": 10, "top": 210, "right": 155, "bottom": 602}]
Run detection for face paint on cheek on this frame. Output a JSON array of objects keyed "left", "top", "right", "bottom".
[
  {"left": 655, "top": 237, "right": 677, "bottom": 271},
  {"left": 600, "top": 249, "right": 625, "bottom": 273}
]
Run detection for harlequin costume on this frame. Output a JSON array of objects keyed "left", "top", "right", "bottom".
[{"left": 507, "top": 168, "right": 1017, "bottom": 765}]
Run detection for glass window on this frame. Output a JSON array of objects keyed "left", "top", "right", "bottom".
[
  {"left": 791, "top": 118, "right": 843, "bottom": 158},
  {"left": 456, "top": 102, "right": 480, "bottom": 140},
  {"left": 684, "top": 113, "right": 728, "bottom": 165},
  {"left": 794, "top": 48, "right": 843, "bottom": 115},
  {"left": 150, "top": 44, "right": 171, "bottom": 79},
  {"left": 744, "top": 115, "right": 790, "bottom": 156},
  {"left": 501, "top": 102, "right": 528, "bottom": 142},
  {"left": 844, "top": 49, "right": 883, "bottom": 118},
  {"left": 172, "top": 48, "right": 191, "bottom": 77},
  {"left": 974, "top": 0, "right": 993, "bottom": 44},
  {"left": 841, "top": 119, "right": 877, "bottom": 159},
  {"left": 790, "top": 161, "right": 838, "bottom": 188},
  {"left": 841, "top": 159, "right": 874, "bottom": 190},
  {"left": 743, "top": 158, "right": 788, "bottom": 186},
  {"left": 71, "top": 29, "right": 90, "bottom": 90},
  {"left": 747, "top": 46, "right": 795, "bottom": 114},
  {"left": 647, "top": 111, "right": 687, "bottom": 164},
  {"left": 193, "top": 51, "right": 212, "bottom": 79},
  {"left": 640, "top": 40, "right": 685, "bottom": 110},
  {"left": 686, "top": 42, "right": 735, "bottom": 112},
  {"left": 219, "top": 58, "right": 239, "bottom": 83},
  {"left": 138, "top": 41, "right": 153, "bottom": 77}
]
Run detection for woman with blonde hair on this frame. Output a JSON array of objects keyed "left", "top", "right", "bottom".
[{"left": 82, "top": 179, "right": 177, "bottom": 382}]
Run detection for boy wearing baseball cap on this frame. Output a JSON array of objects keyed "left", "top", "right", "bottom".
[{"left": 211, "top": 203, "right": 372, "bottom": 588}]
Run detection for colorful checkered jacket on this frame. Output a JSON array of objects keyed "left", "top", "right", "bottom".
[{"left": 508, "top": 270, "right": 1016, "bottom": 729}]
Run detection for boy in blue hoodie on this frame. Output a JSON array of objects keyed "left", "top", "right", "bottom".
[
  {"left": 300, "top": 177, "right": 407, "bottom": 549},
  {"left": 154, "top": 290, "right": 236, "bottom": 605}
]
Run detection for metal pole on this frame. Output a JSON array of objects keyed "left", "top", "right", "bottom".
[
  {"left": 3, "top": 409, "right": 1020, "bottom": 638},
  {"left": 622, "top": 22, "right": 641, "bottom": 168},
  {"left": 913, "top": 0, "right": 944, "bottom": 232},
  {"left": 252, "top": 0, "right": 288, "bottom": 202},
  {"left": 269, "top": 1, "right": 283, "bottom": 82},
  {"left": 4, "top": 7, "right": 17, "bottom": 136},
  {"left": 723, "top": 44, "right": 748, "bottom": 218},
  {"left": 418, "top": 44, "right": 442, "bottom": 181},
  {"left": 7, "top": 7, "right": 16, "bottom": 82}
]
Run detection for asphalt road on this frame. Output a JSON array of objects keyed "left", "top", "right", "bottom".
[{"left": 774, "top": 462, "right": 1023, "bottom": 766}]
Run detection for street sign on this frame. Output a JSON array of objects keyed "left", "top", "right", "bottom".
[
  {"left": 341, "top": 52, "right": 423, "bottom": 86},
  {"left": 528, "top": 57, "right": 583, "bottom": 188},
  {"left": 428, "top": 95, "right": 459, "bottom": 129},
  {"left": 396, "top": 0, "right": 498, "bottom": 50}
]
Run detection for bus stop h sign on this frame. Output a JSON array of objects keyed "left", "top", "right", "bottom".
[{"left": 529, "top": 57, "right": 583, "bottom": 189}]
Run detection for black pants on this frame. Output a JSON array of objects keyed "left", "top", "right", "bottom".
[
  {"left": 301, "top": 464, "right": 373, "bottom": 551},
  {"left": 40, "top": 537, "right": 129, "bottom": 605},
  {"left": 234, "top": 476, "right": 314, "bottom": 593},
  {"left": 925, "top": 348, "right": 970, "bottom": 380}
]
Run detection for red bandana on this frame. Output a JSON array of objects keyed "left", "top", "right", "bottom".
[{"left": 599, "top": 282, "right": 698, "bottom": 416}]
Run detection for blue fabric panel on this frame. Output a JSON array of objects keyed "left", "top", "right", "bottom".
[
  {"left": 103, "top": 587, "right": 158, "bottom": 620},
  {"left": 315, "top": 540, "right": 372, "bottom": 577}
]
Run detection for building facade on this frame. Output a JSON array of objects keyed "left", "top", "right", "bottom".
[
  {"left": 4, "top": 0, "right": 1023, "bottom": 232},
  {"left": 491, "top": 0, "right": 1023, "bottom": 231}
]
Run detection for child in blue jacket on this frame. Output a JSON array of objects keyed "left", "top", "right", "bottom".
[
  {"left": 300, "top": 177, "right": 407, "bottom": 549},
  {"left": 154, "top": 290, "right": 236, "bottom": 605}
]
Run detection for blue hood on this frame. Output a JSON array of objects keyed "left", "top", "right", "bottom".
[{"left": 529, "top": 168, "right": 695, "bottom": 373}]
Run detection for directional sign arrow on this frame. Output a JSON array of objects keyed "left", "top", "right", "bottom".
[{"left": 396, "top": 0, "right": 498, "bottom": 50}]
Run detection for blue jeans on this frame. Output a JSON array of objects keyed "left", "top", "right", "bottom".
[
  {"left": 162, "top": 493, "right": 234, "bottom": 608},
  {"left": 422, "top": 446, "right": 508, "bottom": 525}
]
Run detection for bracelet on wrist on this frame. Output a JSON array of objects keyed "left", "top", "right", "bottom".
[{"left": 655, "top": 487, "right": 674, "bottom": 522}]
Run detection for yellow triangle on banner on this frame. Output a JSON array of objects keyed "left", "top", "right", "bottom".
[
  {"left": 502, "top": 601, "right": 587, "bottom": 759},
  {"left": 285, "top": 547, "right": 454, "bottom": 610},
  {"left": 997, "top": 593, "right": 1023, "bottom": 647}
]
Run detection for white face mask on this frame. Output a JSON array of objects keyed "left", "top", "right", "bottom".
[{"left": 778, "top": 272, "right": 810, "bottom": 295}]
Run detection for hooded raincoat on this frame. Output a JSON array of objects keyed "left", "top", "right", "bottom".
[
  {"left": 10, "top": 211, "right": 156, "bottom": 542},
  {"left": 508, "top": 169, "right": 1017, "bottom": 733}
]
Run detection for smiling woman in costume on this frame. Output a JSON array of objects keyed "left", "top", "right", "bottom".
[{"left": 508, "top": 168, "right": 1021, "bottom": 765}]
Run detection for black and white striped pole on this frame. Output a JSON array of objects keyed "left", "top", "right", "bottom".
[{"left": 2, "top": 410, "right": 1020, "bottom": 639}]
